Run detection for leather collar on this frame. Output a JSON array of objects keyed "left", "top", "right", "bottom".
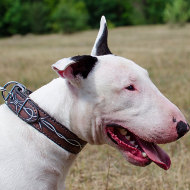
[{"left": 1, "top": 82, "right": 87, "bottom": 154}]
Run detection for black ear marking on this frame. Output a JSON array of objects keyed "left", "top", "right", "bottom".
[
  {"left": 71, "top": 55, "right": 98, "bottom": 79},
  {"left": 96, "top": 23, "right": 112, "bottom": 56},
  {"left": 91, "top": 16, "right": 112, "bottom": 56}
]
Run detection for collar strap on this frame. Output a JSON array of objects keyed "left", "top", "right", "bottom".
[{"left": 1, "top": 82, "right": 87, "bottom": 154}]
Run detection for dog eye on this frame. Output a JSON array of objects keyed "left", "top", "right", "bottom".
[{"left": 125, "top": 85, "right": 135, "bottom": 91}]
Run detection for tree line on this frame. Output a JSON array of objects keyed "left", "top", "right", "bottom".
[{"left": 0, "top": 0, "right": 190, "bottom": 37}]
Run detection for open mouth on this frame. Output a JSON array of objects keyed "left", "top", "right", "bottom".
[{"left": 106, "top": 124, "right": 171, "bottom": 170}]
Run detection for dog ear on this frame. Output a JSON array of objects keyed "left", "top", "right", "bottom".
[
  {"left": 52, "top": 55, "right": 98, "bottom": 85},
  {"left": 91, "top": 16, "right": 112, "bottom": 56}
]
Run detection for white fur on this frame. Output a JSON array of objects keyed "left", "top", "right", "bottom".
[
  {"left": 0, "top": 16, "right": 188, "bottom": 189},
  {"left": 91, "top": 16, "right": 107, "bottom": 56},
  {"left": 0, "top": 80, "right": 76, "bottom": 190},
  {"left": 0, "top": 54, "right": 187, "bottom": 189},
  {"left": 53, "top": 58, "right": 73, "bottom": 71}
]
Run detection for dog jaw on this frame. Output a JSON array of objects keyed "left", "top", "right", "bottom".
[
  {"left": 50, "top": 16, "right": 189, "bottom": 170},
  {"left": 89, "top": 55, "right": 188, "bottom": 143},
  {"left": 58, "top": 54, "right": 188, "bottom": 147},
  {"left": 63, "top": 54, "right": 188, "bottom": 169}
]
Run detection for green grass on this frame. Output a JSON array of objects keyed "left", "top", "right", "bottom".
[{"left": 0, "top": 24, "right": 190, "bottom": 190}]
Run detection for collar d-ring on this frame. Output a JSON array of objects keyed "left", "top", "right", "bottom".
[
  {"left": 0, "top": 86, "right": 6, "bottom": 92},
  {"left": 1, "top": 81, "right": 26, "bottom": 102}
]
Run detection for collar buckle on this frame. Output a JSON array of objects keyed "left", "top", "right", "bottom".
[{"left": 1, "top": 81, "right": 26, "bottom": 102}]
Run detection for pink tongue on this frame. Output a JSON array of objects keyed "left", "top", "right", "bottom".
[{"left": 137, "top": 139, "right": 171, "bottom": 170}]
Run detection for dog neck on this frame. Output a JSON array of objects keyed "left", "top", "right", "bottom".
[
  {"left": 30, "top": 78, "right": 74, "bottom": 131},
  {"left": 29, "top": 78, "right": 82, "bottom": 189},
  {"left": 28, "top": 77, "right": 105, "bottom": 188}
]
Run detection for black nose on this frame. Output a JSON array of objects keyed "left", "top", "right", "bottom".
[{"left": 176, "top": 121, "right": 189, "bottom": 139}]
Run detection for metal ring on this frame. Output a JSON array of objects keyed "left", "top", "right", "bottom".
[
  {"left": 0, "top": 86, "right": 6, "bottom": 92},
  {"left": 1, "top": 81, "right": 26, "bottom": 101}
]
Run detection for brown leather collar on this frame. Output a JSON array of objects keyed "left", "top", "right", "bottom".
[{"left": 1, "top": 82, "right": 87, "bottom": 154}]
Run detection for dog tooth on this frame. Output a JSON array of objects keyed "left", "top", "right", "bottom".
[
  {"left": 142, "top": 152, "right": 147, "bottom": 158},
  {"left": 130, "top": 141, "right": 135, "bottom": 145},
  {"left": 125, "top": 136, "right": 130, "bottom": 140},
  {"left": 119, "top": 128, "right": 128, "bottom": 136},
  {"left": 135, "top": 145, "right": 138, "bottom": 148}
]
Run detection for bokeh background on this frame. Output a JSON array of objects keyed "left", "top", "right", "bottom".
[
  {"left": 0, "top": 0, "right": 190, "bottom": 189},
  {"left": 0, "top": 0, "right": 190, "bottom": 36}
]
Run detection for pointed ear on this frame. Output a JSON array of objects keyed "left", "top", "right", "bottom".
[
  {"left": 91, "top": 16, "right": 112, "bottom": 56},
  {"left": 52, "top": 55, "right": 98, "bottom": 85}
]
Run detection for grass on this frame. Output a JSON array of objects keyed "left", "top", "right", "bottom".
[{"left": 0, "top": 24, "right": 190, "bottom": 189}]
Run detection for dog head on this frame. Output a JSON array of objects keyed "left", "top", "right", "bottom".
[{"left": 52, "top": 16, "right": 189, "bottom": 170}]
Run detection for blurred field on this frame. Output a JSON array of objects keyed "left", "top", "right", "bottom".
[{"left": 0, "top": 24, "right": 190, "bottom": 190}]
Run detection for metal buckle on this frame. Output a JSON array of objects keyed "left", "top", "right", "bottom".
[
  {"left": 0, "top": 81, "right": 26, "bottom": 102},
  {"left": 0, "top": 86, "right": 6, "bottom": 92}
]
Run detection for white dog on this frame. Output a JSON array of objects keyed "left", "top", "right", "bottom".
[{"left": 0, "top": 16, "right": 189, "bottom": 190}]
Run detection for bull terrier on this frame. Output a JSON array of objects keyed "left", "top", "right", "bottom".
[{"left": 0, "top": 16, "right": 189, "bottom": 190}]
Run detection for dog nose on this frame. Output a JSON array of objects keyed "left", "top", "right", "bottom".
[{"left": 176, "top": 121, "right": 189, "bottom": 139}]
